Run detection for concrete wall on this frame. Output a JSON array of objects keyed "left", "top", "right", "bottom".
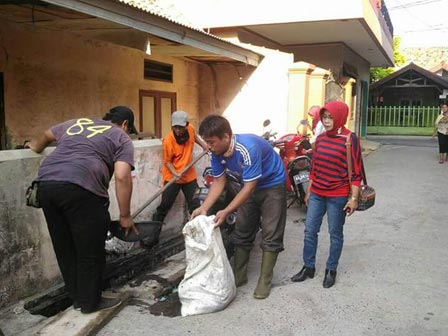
[
  {"left": 286, "top": 43, "right": 370, "bottom": 85},
  {"left": 198, "top": 35, "right": 293, "bottom": 136},
  {"left": 0, "top": 141, "right": 208, "bottom": 309},
  {"left": 0, "top": 20, "right": 204, "bottom": 147},
  {"left": 199, "top": 31, "right": 362, "bottom": 136}
]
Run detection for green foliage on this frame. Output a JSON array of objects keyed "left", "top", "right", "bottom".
[
  {"left": 370, "top": 37, "right": 406, "bottom": 83},
  {"left": 401, "top": 46, "right": 448, "bottom": 69},
  {"left": 370, "top": 67, "right": 394, "bottom": 81},
  {"left": 393, "top": 37, "right": 406, "bottom": 67}
]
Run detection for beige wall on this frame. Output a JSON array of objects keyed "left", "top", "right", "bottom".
[
  {"left": 199, "top": 34, "right": 293, "bottom": 136},
  {"left": 0, "top": 20, "right": 205, "bottom": 146},
  {"left": 198, "top": 62, "right": 255, "bottom": 121},
  {"left": 286, "top": 43, "right": 370, "bottom": 84},
  {"left": 287, "top": 62, "right": 330, "bottom": 134}
]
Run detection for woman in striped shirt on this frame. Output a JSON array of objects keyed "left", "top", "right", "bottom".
[{"left": 291, "top": 101, "right": 363, "bottom": 288}]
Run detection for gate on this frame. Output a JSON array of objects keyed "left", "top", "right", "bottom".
[{"left": 367, "top": 106, "right": 440, "bottom": 135}]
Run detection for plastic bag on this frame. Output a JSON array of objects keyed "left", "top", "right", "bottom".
[{"left": 178, "top": 215, "right": 236, "bottom": 317}]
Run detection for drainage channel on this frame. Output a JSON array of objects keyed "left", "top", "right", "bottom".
[{"left": 23, "top": 235, "right": 185, "bottom": 317}]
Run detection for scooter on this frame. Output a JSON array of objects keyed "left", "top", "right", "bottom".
[
  {"left": 270, "top": 120, "right": 312, "bottom": 208},
  {"left": 286, "top": 154, "right": 312, "bottom": 208},
  {"left": 192, "top": 166, "right": 242, "bottom": 259},
  {"left": 261, "top": 119, "right": 277, "bottom": 145}
]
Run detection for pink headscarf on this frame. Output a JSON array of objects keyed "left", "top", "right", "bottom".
[{"left": 308, "top": 105, "right": 321, "bottom": 132}]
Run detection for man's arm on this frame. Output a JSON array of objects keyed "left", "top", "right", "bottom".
[
  {"left": 27, "top": 129, "right": 56, "bottom": 153},
  {"left": 194, "top": 133, "right": 209, "bottom": 151},
  {"left": 161, "top": 138, "right": 181, "bottom": 178},
  {"left": 114, "top": 161, "right": 136, "bottom": 236},
  {"left": 166, "top": 162, "right": 180, "bottom": 178},
  {"left": 191, "top": 174, "right": 226, "bottom": 218}
]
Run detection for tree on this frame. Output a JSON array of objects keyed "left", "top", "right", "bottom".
[{"left": 370, "top": 37, "right": 406, "bottom": 83}]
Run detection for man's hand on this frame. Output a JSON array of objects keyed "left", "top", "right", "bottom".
[
  {"left": 28, "top": 129, "right": 56, "bottom": 153},
  {"left": 119, "top": 215, "right": 139, "bottom": 237},
  {"left": 191, "top": 206, "right": 207, "bottom": 219},
  {"left": 213, "top": 209, "right": 231, "bottom": 227}
]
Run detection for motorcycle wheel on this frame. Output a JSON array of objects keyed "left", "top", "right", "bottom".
[{"left": 298, "top": 181, "right": 309, "bottom": 210}]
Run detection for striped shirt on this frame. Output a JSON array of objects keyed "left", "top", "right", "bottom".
[{"left": 310, "top": 132, "right": 362, "bottom": 197}]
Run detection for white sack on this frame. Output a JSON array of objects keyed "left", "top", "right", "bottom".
[{"left": 178, "top": 215, "right": 236, "bottom": 317}]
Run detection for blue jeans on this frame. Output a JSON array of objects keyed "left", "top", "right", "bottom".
[{"left": 303, "top": 192, "right": 347, "bottom": 271}]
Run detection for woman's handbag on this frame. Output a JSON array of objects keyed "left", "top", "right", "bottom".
[
  {"left": 25, "top": 181, "right": 41, "bottom": 208},
  {"left": 345, "top": 135, "right": 375, "bottom": 211}
]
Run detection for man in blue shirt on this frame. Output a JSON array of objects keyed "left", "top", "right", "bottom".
[{"left": 191, "top": 115, "right": 287, "bottom": 299}]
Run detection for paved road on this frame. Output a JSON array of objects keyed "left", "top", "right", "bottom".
[{"left": 99, "top": 137, "right": 448, "bottom": 336}]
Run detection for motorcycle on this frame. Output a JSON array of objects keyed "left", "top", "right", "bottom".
[
  {"left": 192, "top": 166, "right": 242, "bottom": 258},
  {"left": 261, "top": 119, "right": 277, "bottom": 145},
  {"left": 263, "top": 119, "right": 312, "bottom": 208}
]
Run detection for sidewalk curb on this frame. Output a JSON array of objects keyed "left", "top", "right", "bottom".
[
  {"left": 32, "top": 292, "right": 131, "bottom": 336},
  {"left": 361, "top": 139, "right": 381, "bottom": 156}
]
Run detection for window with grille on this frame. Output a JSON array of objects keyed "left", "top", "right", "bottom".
[{"left": 144, "top": 60, "right": 173, "bottom": 82}]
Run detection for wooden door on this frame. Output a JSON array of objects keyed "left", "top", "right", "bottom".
[{"left": 139, "top": 90, "right": 176, "bottom": 138}]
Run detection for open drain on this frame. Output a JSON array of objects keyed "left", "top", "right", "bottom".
[{"left": 23, "top": 236, "right": 185, "bottom": 317}]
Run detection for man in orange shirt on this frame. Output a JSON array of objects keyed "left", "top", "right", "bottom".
[{"left": 153, "top": 110, "right": 208, "bottom": 223}]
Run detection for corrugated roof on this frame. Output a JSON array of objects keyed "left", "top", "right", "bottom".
[
  {"left": 370, "top": 62, "right": 448, "bottom": 90},
  {"left": 117, "top": 0, "right": 235, "bottom": 46},
  {"left": 120, "top": 0, "right": 192, "bottom": 25},
  {"left": 430, "top": 61, "right": 448, "bottom": 73}
]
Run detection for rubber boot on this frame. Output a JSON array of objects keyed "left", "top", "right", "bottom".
[
  {"left": 253, "top": 251, "right": 279, "bottom": 299},
  {"left": 233, "top": 247, "right": 251, "bottom": 287}
]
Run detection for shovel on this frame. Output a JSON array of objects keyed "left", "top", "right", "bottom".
[{"left": 110, "top": 149, "right": 209, "bottom": 242}]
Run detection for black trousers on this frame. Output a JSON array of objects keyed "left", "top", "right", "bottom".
[
  {"left": 38, "top": 181, "right": 110, "bottom": 312},
  {"left": 437, "top": 132, "right": 448, "bottom": 154},
  {"left": 154, "top": 179, "right": 200, "bottom": 222}
]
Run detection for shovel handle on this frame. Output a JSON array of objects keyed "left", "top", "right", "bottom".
[{"left": 132, "top": 149, "right": 209, "bottom": 219}]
